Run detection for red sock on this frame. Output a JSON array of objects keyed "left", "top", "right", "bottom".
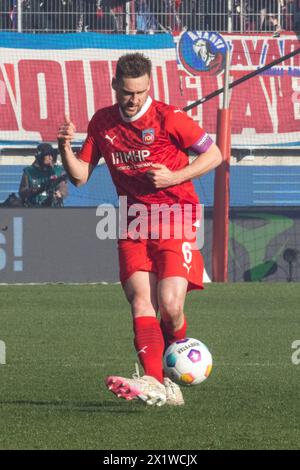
[
  {"left": 160, "top": 315, "right": 187, "bottom": 348},
  {"left": 133, "top": 316, "right": 164, "bottom": 383}
]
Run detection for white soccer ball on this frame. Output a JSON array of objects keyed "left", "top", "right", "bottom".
[{"left": 163, "top": 338, "right": 213, "bottom": 385}]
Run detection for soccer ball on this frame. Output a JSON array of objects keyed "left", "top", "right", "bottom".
[{"left": 163, "top": 338, "right": 213, "bottom": 385}]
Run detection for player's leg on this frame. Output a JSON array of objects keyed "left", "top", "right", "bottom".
[
  {"left": 105, "top": 270, "right": 166, "bottom": 406},
  {"left": 124, "top": 272, "right": 185, "bottom": 406},
  {"left": 157, "top": 276, "right": 188, "bottom": 406},
  {"left": 117, "top": 238, "right": 165, "bottom": 382},
  {"left": 124, "top": 271, "right": 165, "bottom": 383},
  {"left": 157, "top": 275, "right": 188, "bottom": 348},
  {"left": 153, "top": 237, "right": 204, "bottom": 407},
  {"left": 155, "top": 237, "right": 204, "bottom": 346},
  {"left": 124, "top": 270, "right": 158, "bottom": 318}
]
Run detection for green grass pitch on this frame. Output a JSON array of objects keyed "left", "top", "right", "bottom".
[{"left": 0, "top": 283, "right": 299, "bottom": 450}]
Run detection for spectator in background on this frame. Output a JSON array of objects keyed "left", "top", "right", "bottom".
[
  {"left": 0, "top": 1, "right": 13, "bottom": 30},
  {"left": 233, "top": 0, "right": 277, "bottom": 34},
  {"left": 179, "top": 0, "right": 207, "bottom": 31},
  {"left": 282, "top": 0, "right": 300, "bottom": 31},
  {"left": 141, "top": 0, "right": 181, "bottom": 33},
  {"left": 111, "top": 0, "right": 128, "bottom": 32},
  {"left": 267, "top": 0, "right": 283, "bottom": 35},
  {"left": 96, "top": 0, "right": 126, "bottom": 32},
  {"left": 244, "top": 1, "right": 258, "bottom": 31},
  {"left": 136, "top": 0, "right": 158, "bottom": 33},
  {"left": 164, "top": 0, "right": 181, "bottom": 32},
  {"left": 21, "top": 0, "right": 53, "bottom": 32},
  {"left": 255, "top": 1, "right": 267, "bottom": 29},
  {"left": 234, "top": 0, "right": 291, "bottom": 33},
  {"left": 236, "top": 0, "right": 268, "bottom": 31},
  {"left": 75, "top": 0, "right": 103, "bottom": 33},
  {"left": 45, "top": 0, "right": 79, "bottom": 32},
  {"left": 234, "top": 0, "right": 265, "bottom": 32},
  {"left": 96, "top": 0, "right": 117, "bottom": 31},
  {"left": 19, "top": 143, "right": 68, "bottom": 207},
  {"left": 294, "top": 0, "right": 300, "bottom": 31}
]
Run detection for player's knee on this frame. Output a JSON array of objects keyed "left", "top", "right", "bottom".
[
  {"left": 159, "top": 295, "right": 184, "bottom": 326},
  {"left": 131, "top": 296, "right": 154, "bottom": 317}
]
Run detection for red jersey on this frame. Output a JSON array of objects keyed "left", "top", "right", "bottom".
[{"left": 79, "top": 97, "right": 210, "bottom": 208}]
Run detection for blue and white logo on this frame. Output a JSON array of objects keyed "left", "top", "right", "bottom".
[
  {"left": 142, "top": 128, "right": 155, "bottom": 145},
  {"left": 178, "top": 31, "right": 228, "bottom": 76}
]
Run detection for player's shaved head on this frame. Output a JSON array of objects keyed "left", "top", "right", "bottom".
[{"left": 115, "top": 53, "right": 152, "bottom": 83}]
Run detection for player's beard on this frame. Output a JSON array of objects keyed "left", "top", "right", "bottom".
[
  {"left": 122, "top": 103, "right": 142, "bottom": 117},
  {"left": 122, "top": 95, "right": 149, "bottom": 117}
]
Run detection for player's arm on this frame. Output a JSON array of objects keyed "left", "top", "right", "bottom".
[
  {"left": 147, "top": 107, "right": 222, "bottom": 189},
  {"left": 57, "top": 114, "right": 94, "bottom": 187},
  {"left": 171, "top": 141, "right": 222, "bottom": 185},
  {"left": 147, "top": 142, "right": 222, "bottom": 189}
]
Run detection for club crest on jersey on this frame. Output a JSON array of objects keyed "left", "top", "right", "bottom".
[{"left": 142, "top": 128, "right": 155, "bottom": 145}]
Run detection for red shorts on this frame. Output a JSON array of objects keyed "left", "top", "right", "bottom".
[{"left": 118, "top": 237, "right": 204, "bottom": 291}]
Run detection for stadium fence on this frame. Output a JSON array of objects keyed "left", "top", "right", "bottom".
[{"left": 1, "top": 1, "right": 299, "bottom": 34}]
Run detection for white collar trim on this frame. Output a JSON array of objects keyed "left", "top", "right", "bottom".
[{"left": 119, "top": 96, "right": 152, "bottom": 123}]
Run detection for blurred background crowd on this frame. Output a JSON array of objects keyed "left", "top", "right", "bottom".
[{"left": 0, "top": 1, "right": 299, "bottom": 34}]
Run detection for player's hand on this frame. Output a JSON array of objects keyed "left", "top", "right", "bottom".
[
  {"left": 57, "top": 114, "right": 76, "bottom": 146},
  {"left": 146, "top": 163, "right": 177, "bottom": 189}
]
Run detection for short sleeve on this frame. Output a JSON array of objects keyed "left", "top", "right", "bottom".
[{"left": 165, "top": 109, "right": 207, "bottom": 149}]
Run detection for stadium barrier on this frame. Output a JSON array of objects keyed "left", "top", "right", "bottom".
[
  {"left": 0, "top": 208, "right": 119, "bottom": 283},
  {"left": 1, "top": 0, "right": 298, "bottom": 34},
  {"left": 0, "top": 207, "right": 299, "bottom": 283}
]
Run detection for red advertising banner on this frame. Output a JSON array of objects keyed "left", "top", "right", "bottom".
[{"left": 0, "top": 32, "right": 299, "bottom": 148}]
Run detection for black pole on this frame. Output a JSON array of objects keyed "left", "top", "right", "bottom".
[{"left": 183, "top": 47, "right": 300, "bottom": 112}]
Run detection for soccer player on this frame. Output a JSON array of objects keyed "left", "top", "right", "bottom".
[{"left": 57, "top": 53, "right": 222, "bottom": 406}]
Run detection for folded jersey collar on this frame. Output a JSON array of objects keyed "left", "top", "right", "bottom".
[{"left": 119, "top": 96, "right": 153, "bottom": 123}]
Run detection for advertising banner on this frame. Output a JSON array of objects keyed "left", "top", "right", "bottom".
[{"left": 0, "top": 32, "right": 299, "bottom": 148}]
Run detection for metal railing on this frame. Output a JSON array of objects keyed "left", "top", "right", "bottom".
[{"left": 0, "top": 1, "right": 299, "bottom": 33}]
